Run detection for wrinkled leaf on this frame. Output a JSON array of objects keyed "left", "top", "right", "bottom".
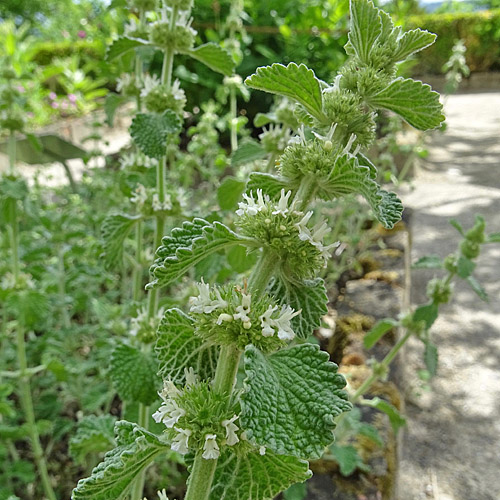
[
  {"left": 364, "top": 318, "right": 399, "bottom": 349},
  {"left": 107, "top": 36, "right": 149, "bottom": 61},
  {"left": 218, "top": 177, "right": 246, "bottom": 210},
  {"left": 70, "top": 415, "right": 117, "bottom": 464},
  {"left": 231, "top": 140, "right": 267, "bottom": 167},
  {"left": 186, "top": 43, "right": 235, "bottom": 76}
]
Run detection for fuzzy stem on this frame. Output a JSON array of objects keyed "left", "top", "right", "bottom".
[
  {"left": 130, "top": 401, "right": 150, "bottom": 500},
  {"left": 8, "top": 130, "right": 16, "bottom": 173},
  {"left": 294, "top": 175, "right": 317, "bottom": 212},
  {"left": 247, "top": 248, "right": 276, "bottom": 296},
  {"left": 161, "top": 6, "right": 179, "bottom": 90},
  {"left": 16, "top": 323, "right": 57, "bottom": 500},
  {"left": 184, "top": 345, "right": 242, "bottom": 500},
  {"left": 132, "top": 220, "right": 144, "bottom": 302},
  {"left": 229, "top": 85, "right": 238, "bottom": 152}
]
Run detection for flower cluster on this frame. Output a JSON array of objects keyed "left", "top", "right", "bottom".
[
  {"left": 129, "top": 184, "right": 185, "bottom": 216},
  {"left": 141, "top": 76, "right": 187, "bottom": 115},
  {"left": 130, "top": 306, "right": 164, "bottom": 343},
  {"left": 188, "top": 280, "right": 300, "bottom": 351},
  {"left": 120, "top": 151, "right": 159, "bottom": 171},
  {"left": 152, "top": 377, "right": 241, "bottom": 460},
  {"left": 236, "top": 189, "right": 334, "bottom": 279}
]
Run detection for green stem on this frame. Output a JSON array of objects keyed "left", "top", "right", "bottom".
[
  {"left": 130, "top": 401, "right": 150, "bottom": 500},
  {"left": 184, "top": 345, "right": 242, "bottom": 500},
  {"left": 229, "top": 85, "right": 238, "bottom": 152},
  {"left": 247, "top": 249, "right": 276, "bottom": 296},
  {"left": 351, "top": 329, "right": 412, "bottom": 403},
  {"left": 58, "top": 246, "right": 70, "bottom": 328},
  {"left": 16, "top": 324, "right": 57, "bottom": 500},
  {"left": 294, "top": 175, "right": 317, "bottom": 212},
  {"left": 8, "top": 130, "right": 16, "bottom": 173},
  {"left": 7, "top": 199, "right": 20, "bottom": 283},
  {"left": 132, "top": 220, "right": 144, "bottom": 302},
  {"left": 161, "top": 6, "right": 179, "bottom": 90}
]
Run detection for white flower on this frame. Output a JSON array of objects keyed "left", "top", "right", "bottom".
[
  {"left": 184, "top": 367, "right": 197, "bottom": 386},
  {"left": 152, "top": 193, "right": 173, "bottom": 212},
  {"left": 140, "top": 73, "right": 161, "bottom": 97},
  {"left": 342, "top": 133, "right": 360, "bottom": 156},
  {"left": 312, "top": 123, "right": 338, "bottom": 151},
  {"left": 152, "top": 399, "right": 185, "bottom": 428},
  {"left": 274, "top": 305, "right": 301, "bottom": 341},
  {"left": 202, "top": 434, "right": 220, "bottom": 460},
  {"left": 295, "top": 215, "right": 335, "bottom": 265},
  {"left": 157, "top": 489, "right": 169, "bottom": 500},
  {"left": 116, "top": 73, "right": 133, "bottom": 93},
  {"left": 272, "top": 189, "right": 293, "bottom": 217},
  {"left": 216, "top": 313, "right": 233, "bottom": 325},
  {"left": 171, "top": 79, "right": 186, "bottom": 101},
  {"left": 288, "top": 124, "right": 307, "bottom": 146},
  {"left": 259, "top": 305, "right": 278, "bottom": 337},
  {"left": 222, "top": 415, "right": 240, "bottom": 446},
  {"left": 233, "top": 292, "right": 251, "bottom": 323},
  {"left": 189, "top": 279, "right": 228, "bottom": 314},
  {"left": 160, "top": 380, "right": 180, "bottom": 400},
  {"left": 171, "top": 427, "right": 191, "bottom": 455},
  {"left": 235, "top": 189, "right": 268, "bottom": 216},
  {"left": 259, "top": 446, "right": 266, "bottom": 455},
  {"left": 130, "top": 184, "right": 148, "bottom": 206},
  {"left": 295, "top": 211, "right": 314, "bottom": 241}
]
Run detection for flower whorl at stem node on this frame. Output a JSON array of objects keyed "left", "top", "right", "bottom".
[{"left": 236, "top": 189, "right": 335, "bottom": 279}]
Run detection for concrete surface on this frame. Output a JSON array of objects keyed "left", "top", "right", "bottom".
[{"left": 397, "top": 92, "right": 500, "bottom": 500}]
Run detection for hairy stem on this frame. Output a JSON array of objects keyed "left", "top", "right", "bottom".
[
  {"left": 8, "top": 130, "right": 16, "bottom": 173},
  {"left": 132, "top": 220, "right": 144, "bottom": 302},
  {"left": 184, "top": 345, "right": 242, "bottom": 500},
  {"left": 294, "top": 175, "right": 317, "bottom": 212},
  {"left": 16, "top": 324, "right": 57, "bottom": 500},
  {"left": 229, "top": 85, "right": 238, "bottom": 152},
  {"left": 247, "top": 248, "right": 276, "bottom": 296}
]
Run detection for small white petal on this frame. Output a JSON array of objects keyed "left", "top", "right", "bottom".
[{"left": 202, "top": 434, "right": 220, "bottom": 460}]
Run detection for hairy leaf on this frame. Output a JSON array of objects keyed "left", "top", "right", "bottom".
[
  {"left": 424, "top": 341, "right": 438, "bottom": 376},
  {"left": 106, "top": 37, "right": 149, "bottom": 61},
  {"left": 246, "top": 173, "right": 290, "bottom": 199},
  {"left": 155, "top": 308, "right": 217, "bottom": 384},
  {"left": 109, "top": 344, "right": 160, "bottom": 406},
  {"left": 148, "top": 219, "right": 248, "bottom": 289},
  {"left": 186, "top": 43, "right": 235, "bottom": 76},
  {"left": 330, "top": 444, "right": 370, "bottom": 476},
  {"left": 241, "top": 344, "right": 351, "bottom": 459},
  {"left": 231, "top": 140, "right": 267, "bottom": 167},
  {"left": 347, "top": 0, "right": 381, "bottom": 64},
  {"left": 245, "top": 63, "right": 325, "bottom": 123},
  {"left": 210, "top": 448, "right": 311, "bottom": 500},
  {"left": 72, "top": 421, "right": 169, "bottom": 500},
  {"left": 364, "top": 318, "right": 399, "bottom": 349},
  {"left": 412, "top": 255, "right": 443, "bottom": 269},
  {"left": 129, "top": 111, "right": 182, "bottom": 158},
  {"left": 457, "top": 255, "right": 476, "bottom": 278},
  {"left": 362, "top": 397, "right": 406, "bottom": 434},
  {"left": 268, "top": 277, "right": 328, "bottom": 339},
  {"left": 393, "top": 29, "right": 436, "bottom": 62},
  {"left": 69, "top": 415, "right": 117, "bottom": 464},
  {"left": 321, "top": 154, "right": 403, "bottom": 229},
  {"left": 413, "top": 303, "right": 438, "bottom": 329},
  {"left": 465, "top": 275, "right": 488, "bottom": 301},
  {"left": 218, "top": 177, "right": 246, "bottom": 210},
  {"left": 154, "top": 218, "right": 207, "bottom": 260},
  {"left": 367, "top": 78, "right": 444, "bottom": 130},
  {"left": 227, "top": 245, "right": 257, "bottom": 273},
  {"left": 104, "top": 93, "right": 128, "bottom": 127},
  {"left": 101, "top": 213, "right": 141, "bottom": 270}
]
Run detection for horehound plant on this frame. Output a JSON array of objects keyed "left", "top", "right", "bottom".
[{"left": 72, "top": 0, "right": 444, "bottom": 498}]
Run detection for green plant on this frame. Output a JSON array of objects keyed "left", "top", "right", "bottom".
[
  {"left": 72, "top": 0, "right": 444, "bottom": 498},
  {"left": 442, "top": 39, "right": 470, "bottom": 95}
]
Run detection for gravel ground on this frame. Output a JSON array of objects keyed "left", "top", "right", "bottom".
[{"left": 397, "top": 92, "right": 500, "bottom": 500}]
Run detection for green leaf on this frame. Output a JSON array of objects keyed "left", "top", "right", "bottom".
[
  {"left": 101, "top": 213, "right": 141, "bottom": 270},
  {"left": 106, "top": 36, "right": 149, "bottom": 61},
  {"left": 241, "top": 344, "right": 351, "bottom": 459},
  {"left": 72, "top": 421, "right": 169, "bottom": 500},
  {"left": 210, "top": 448, "right": 311, "bottom": 500},
  {"left": 330, "top": 444, "right": 370, "bottom": 476},
  {"left": 283, "top": 482, "right": 308, "bottom": 500},
  {"left": 155, "top": 308, "right": 217, "bottom": 384},
  {"left": 412, "top": 255, "right": 443, "bottom": 269},
  {"left": 465, "top": 275, "right": 488, "bottom": 301},
  {"left": 6, "top": 289, "right": 49, "bottom": 329},
  {"left": 148, "top": 219, "right": 248, "bottom": 289},
  {"left": 393, "top": 29, "right": 437, "bottom": 62},
  {"left": 109, "top": 344, "right": 160, "bottom": 406},
  {"left": 486, "top": 232, "right": 500, "bottom": 243},
  {"left": 449, "top": 218, "right": 465, "bottom": 236},
  {"left": 268, "top": 277, "right": 328, "bottom": 340},
  {"left": 254, "top": 112, "right": 276, "bottom": 128},
  {"left": 424, "top": 342, "right": 438, "bottom": 377},
  {"left": 364, "top": 318, "right": 399, "bottom": 349},
  {"left": 367, "top": 78, "right": 444, "bottom": 131},
  {"left": 231, "top": 140, "right": 267, "bottom": 167},
  {"left": 104, "top": 93, "right": 128, "bottom": 127},
  {"left": 245, "top": 63, "right": 325, "bottom": 123},
  {"left": 457, "top": 255, "right": 476, "bottom": 278},
  {"left": 362, "top": 397, "right": 406, "bottom": 434},
  {"left": 246, "top": 173, "right": 290, "bottom": 199},
  {"left": 347, "top": 0, "right": 382, "bottom": 64},
  {"left": 217, "top": 176, "right": 246, "bottom": 210},
  {"left": 227, "top": 245, "right": 257, "bottom": 273},
  {"left": 413, "top": 303, "right": 438, "bottom": 329},
  {"left": 322, "top": 154, "right": 403, "bottom": 229},
  {"left": 69, "top": 415, "right": 117, "bottom": 464},
  {"left": 186, "top": 43, "right": 235, "bottom": 76},
  {"left": 129, "top": 111, "right": 182, "bottom": 159}
]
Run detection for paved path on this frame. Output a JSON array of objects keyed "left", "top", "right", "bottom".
[{"left": 398, "top": 92, "right": 500, "bottom": 500}]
